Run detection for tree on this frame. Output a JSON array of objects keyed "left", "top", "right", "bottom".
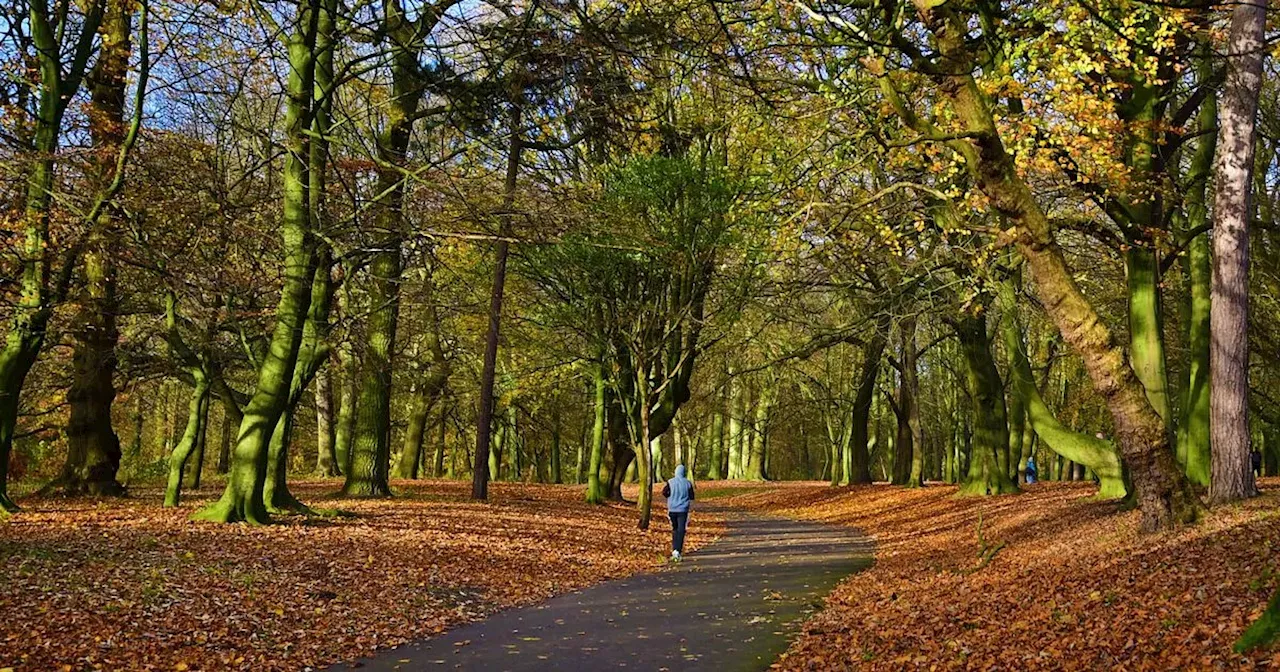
[
  {"left": 194, "top": 0, "right": 324, "bottom": 523},
  {"left": 54, "top": 0, "right": 144, "bottom": 497},
  {"left": 1209, "top": 0, "right": 1267, "bottom": 505}
]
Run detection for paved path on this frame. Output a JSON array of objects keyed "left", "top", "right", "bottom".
[{"left": 351, "top": 509, "right": 873, "bottom": 671}]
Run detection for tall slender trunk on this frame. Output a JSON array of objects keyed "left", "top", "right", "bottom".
[
  {"left": 744, "top": 382, "right": 772, "bottom": 481},
  {"left": 195, "top": 0, "right": 321, "bottom": 524},
  {"left": 1179, "top": 58, "right": 1217, "bottom": 486},
  {"left": 187, "top": 396, "right": 209, "bottom": 489},
  {"left": 490, "top": 413, "right": 506, "bottom": 482},
  {"left": 903, "top": 318, "right": 925, "bottom": 486},
  {"left": 1209, "top": 0, "right": 1265, "bottom": 505},
  {"left": 707, "top": 406, "right": 724, "bottom": 480},
  {"left": 585, "top": 362, "right": 608, "bottom": 502},
  {"left": 634, "top": 360, "right": 653, "bottom": 530},
  {"left": 472, "top": 103, "right": 522, "bottom": 500},
  {"left": 216, "top": 405, "right": 232, "bottom": 475},
  {"left": 726, "top": 374, "right": 744, "bottom": 479},
  {"left": 58, "top": 0, "right": 136, "bottom": 498},
  {"left": 129, "top": 391, "right": 145, "bottom": 469},
  {"left": 314, "top": 365, "right": 339, "bottom": 476},
  {"left": 551, "top": 404, "right": 563, "bottom": 484},
  {"left": 396, "top": 386, "right": 433, "bottom": 480},
  {"left": 439, "top": 403, "right": 452, "bottom": 478},
  {"left": 334, "top": 344, "right": 356, "bottom": 473}
]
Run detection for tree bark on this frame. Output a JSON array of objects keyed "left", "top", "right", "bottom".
[
  {"left": 585, "top": 362, "right": 608, "bottom": 502},
  {"left": 744, "top": 382, "right": 772, "bottom": 481},
  {"left": 956, "top": 313, "right": 1019, "bottom": 496},
  {"left": 472, "top": 98, "right": 523, "bottom": 500},
  {"left": 314, "top": 365, "right": 339, "bottom": 476},
  {"left": 1000, "top": 281, "right": 1127, "bottom": 497},
  {"left": 1178, "top": 57, "right": 1217, "bottom": 486},
  {"left": 1209, "top": 0, "right": 1265, "bottom": 505},
  {"left": 849, "top": 322, "right": 887, "bottom": 485},
  {"left": 164, "top": 374, "right": 209, "bottom": 508}
]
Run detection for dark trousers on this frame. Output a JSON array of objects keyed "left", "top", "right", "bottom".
[{"left": 669, "top": 511, "right": 689, "bottom": 553}]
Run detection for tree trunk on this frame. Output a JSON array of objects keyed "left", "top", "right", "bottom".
[
  {"left": 396, "top": 387, "right": 432, "bottom": 480},
  {"left": 187, "top": 395, "right": 210, "bottom": 489},
  {"left": 195, "top": 0, "right": 321, "bottom": 524},
  {"left": 1178, "top": 59, "right": 1216, "bottom": 487},
  {"left": 334, "top": 345, "right": 356, "bottom": 473},
  {"left": 744, "top": 383, "right": 772, "bottom": 481},
  {"left": 164, "top": 374, "right": 210, "bottom": 508},
  {"left": 726, "top": 375, "right": 744, "bottom": 479},
  {"left": 473, "top": 103, "right": 523, "bottom": 501},
  {"left": 998, "top": 282, "right": 1126, "bottom": 497},
  {"left": 216, "top": 405, "right": 232, "bottom": 475},
  {"left": 956, "top": 313, "right": 1018, "bottom": 496},
  {"left": 849, "top": 323, "right": 887, "bottom": 485},
  {"left": 315, "top": 365, "right": 339, "bottom": 476},
  {"left": 585, "top": 362, "right": 608, "bottom": 502},
  {"left": 432, "top": 402, "right": 448, "bottom": 477},
  {"left": 901, "top": 2, "right": 1201, "bottom": 530},
  {"left": 635, "top": 362, "right": 653, "bottom": 530},
  {"left": 707, "top": 408, "right": 724, "bottom": 480},
  {"left": 551, "top": 405, "right": 563, "bottom": 484},
  {"left": 1209, "top": 0, "right": 1266, "bottom": 505}
]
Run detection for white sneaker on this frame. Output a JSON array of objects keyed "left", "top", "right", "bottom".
[{"left": 671, "top": 550, "right": 682, "bottom": 562}]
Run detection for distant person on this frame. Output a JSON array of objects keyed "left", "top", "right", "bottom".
[
  {"left": 1025, "top": 456, "right": 1038, "bottom": 484},
  {"left": 1252, "top": 449, "right": 1263, "bottom": 478},
  {"left": 662, "top": 464, "right": 696, "bottom": 562}
]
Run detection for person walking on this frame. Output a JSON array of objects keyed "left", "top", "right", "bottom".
[{"left": 662, "top": 464, "right": 695, "bottom": 562}]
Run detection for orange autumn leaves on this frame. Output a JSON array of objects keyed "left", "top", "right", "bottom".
[
  {"left": 726, "top": 482, "right": 1280, "bottom": 670},
  {"left": 0, "top": 481, "right": 722, "bottom": 671}
]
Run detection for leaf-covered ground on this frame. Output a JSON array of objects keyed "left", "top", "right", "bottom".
[
  {"left": 724, "top": 480, "right": 1280, "bottom": 670},
  {"left": 0, "top": 480, "right": 722, "bottom": 671}
]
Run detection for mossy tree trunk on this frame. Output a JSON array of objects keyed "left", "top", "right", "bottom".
[
  {"left": 194, "top": 0, "right": 321, "bottom": 524},
  {"left": 999, "top": 281, "right": 1127, "bottom": 498},
  {"left": 955, "top": 313, "right": 1019, "bottom": 496},
  {"left": 585, "top": 361, "right": 609, "bottom": 502},
  {"left": 343, "top": 0, "right": 442, "bottom": 498},
  {"left": 216, "top": 405, "right": 232, "bottom": 475},
  {"left": 893, "top": 1, "right": 1201, "bottom": 529},
  {"left": 1177, "top": 60, "right": 1216, "bottom": 487},
  {"left": 744, "top": 380, "right": 772, "bottom": 481},
  {"left": 314, "top": 366, "right": 339, "bottom": 476},
  {"left": 164, "top": 372, "right": 210, "bottom": 508},
  {"left": 1, "top": 1, "right": 112, "bottom": 514},
  {"left": 551, "top": 404, "right": 563, "bottom": 484},
  {"left": 187, "top": 397, "right": 209, "bottom": 489},
  {"left": 707, "top": 407, "right": 724, "bottom": 480},
  {"left": 726, "top": 374, "right": 744, "bottom": 479}
]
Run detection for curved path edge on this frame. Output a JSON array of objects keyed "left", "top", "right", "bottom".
[{"left": 347, "top": 508, "right": 873, "bottom": 671}]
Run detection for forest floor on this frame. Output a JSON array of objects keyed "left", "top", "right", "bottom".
[
  {"left": 722, "top": 479, "right": 1280, "bottom": 670},
  {"left": 0, "top": 479, "right": 723, "bottom": 671}
]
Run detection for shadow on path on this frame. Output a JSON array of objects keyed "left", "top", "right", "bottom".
[{"left": 349, "top": 508, "right": 873, "bottom": 671}]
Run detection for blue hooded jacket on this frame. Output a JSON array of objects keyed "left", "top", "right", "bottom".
[{"left": 663, "top": 465, "right": 695, "bottom": 513}]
